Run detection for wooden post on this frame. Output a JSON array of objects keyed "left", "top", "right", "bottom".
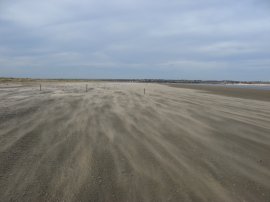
[
  {"left": 86, "top": 84, "right": 88, "bottom": 92},
  {"left": 144, "top": 88, "right": 145, "bottom": 95},
  {"left": 40, "top": 84, "right": 41, "bottom": 91}
]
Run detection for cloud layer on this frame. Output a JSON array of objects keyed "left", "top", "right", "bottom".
[{"left": 1, "top": 0, "right": 270, "bottom": 80}]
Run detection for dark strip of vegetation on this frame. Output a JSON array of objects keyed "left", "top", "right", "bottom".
[{"left": 0, "top": 77, "right": 269, "bottom": 84}]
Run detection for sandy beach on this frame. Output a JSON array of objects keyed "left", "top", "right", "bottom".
[
  {"left": 0, "top": 82, "right": 270, "bottom": 202},
  {"left": 168, "top": 83, "right": 270, "bottom": 102}
]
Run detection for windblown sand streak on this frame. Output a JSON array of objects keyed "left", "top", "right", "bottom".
[{"left": 0, "top": 82, "right": 270, "bottom": 201}]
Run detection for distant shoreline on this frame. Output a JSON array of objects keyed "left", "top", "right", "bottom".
[{"left": 0, "top": 77, "right": 270, "bottom": 84}]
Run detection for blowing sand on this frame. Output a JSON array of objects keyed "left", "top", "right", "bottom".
[{"left": 0, "top": 82, "right": 270, "bottom": 202}]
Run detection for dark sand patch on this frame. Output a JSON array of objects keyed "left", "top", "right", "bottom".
[{"left": 167, "top": 83, "right": 270, "bottom": 102}]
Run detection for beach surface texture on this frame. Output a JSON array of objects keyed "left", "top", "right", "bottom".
[{"left": 0, "top": 82, "right": 270, "bottom": 202}]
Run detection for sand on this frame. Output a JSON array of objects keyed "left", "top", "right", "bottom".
[
  {"left": 168, "top": 83, "right": 270, "bottom": 102},
  {"left": 0, "top": 82, "right": 270, "bottom": 202}
]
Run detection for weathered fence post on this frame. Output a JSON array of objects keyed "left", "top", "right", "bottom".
[
  {"left": 40, "top": 84, "right": 41, "bottom": 91},
  {"left": 86, "top": 84, "right": 88, "bottom": 92},
  {"left": 144, "top": 88, "right": 145, "bottom": 95}
]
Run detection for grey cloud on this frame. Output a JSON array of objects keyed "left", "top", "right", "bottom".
[{"left": 0, "top": 0, "right": 270, "bottom": 80}]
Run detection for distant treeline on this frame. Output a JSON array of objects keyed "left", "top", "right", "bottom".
[{"left": 0, "top": 77, "right": 269, "bottom": 84}]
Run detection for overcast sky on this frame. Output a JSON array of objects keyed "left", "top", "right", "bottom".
[{"left": 0, "top": 0, "right": 270, "bottom": 80}]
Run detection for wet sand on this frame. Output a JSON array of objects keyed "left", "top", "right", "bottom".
[
  {"left": 0, "top": 82, "right": 270, "bottom": 202},
  {"left": 168, "top": 83, "right": 270, "bottom": 102}
]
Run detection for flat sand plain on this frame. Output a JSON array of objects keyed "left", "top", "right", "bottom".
[
  {"left": 0, "top": 82, "right": 270, "bottom": 202},
  {"left": 168, "top": 83, "right": 270, "bottom": 102}
]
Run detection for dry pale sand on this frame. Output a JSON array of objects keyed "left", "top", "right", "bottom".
[{"left": 0, "top": 82, "right": 270, "bottom": 202}]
